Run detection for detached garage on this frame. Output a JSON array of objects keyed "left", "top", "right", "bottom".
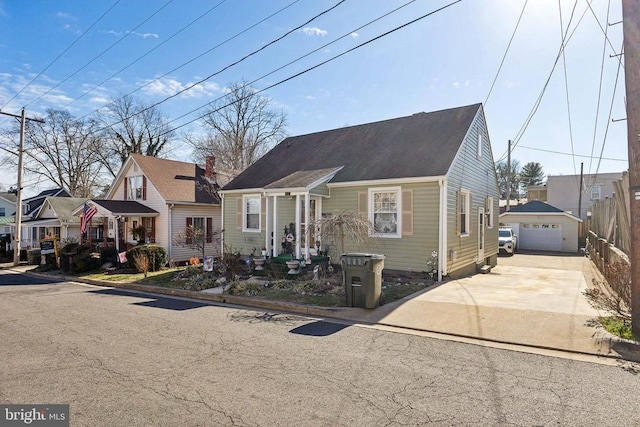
[{"left": 499, "top": 200, "right": 582, "bottom": 253}]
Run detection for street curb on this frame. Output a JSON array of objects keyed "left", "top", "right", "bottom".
[
  {"left": 22, "top": 269, "right": 341, "bottom": 319},
  {"left": 17, "top": 268, "right": 640, "bottom": 364}
]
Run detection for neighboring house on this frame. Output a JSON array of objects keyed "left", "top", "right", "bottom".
[
  {"left": 14, "top": 188, "right": 72, "bottom": 249},
  {"left": 0, "top": 192, "right": 17, "bottom": 236},
  {"left": 80, "top": 154, "right": 223, "bottom": 263},
  {"left": 499, "top": 200, "right": 582, "bottom": 253},
  {"left": 527, "top": 172, "right": 624, "bottom": 220},
  {"left": 220, "top": 103, "right": 500, "bottom": 279},
  {"left": 24, "top": 197, "right": 89, "bottom": 248}
]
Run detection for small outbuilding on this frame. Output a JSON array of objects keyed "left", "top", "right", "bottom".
[{"left": 499, "top": 200, "right": 582, "bottom": 253}]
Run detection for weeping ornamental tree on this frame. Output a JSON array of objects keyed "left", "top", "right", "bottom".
[
  {"left": 310, "top": 210, "right": 375, "bottom": 257},
  {"left": 188, "top": 81, "right": 287, "bottom": 171}
]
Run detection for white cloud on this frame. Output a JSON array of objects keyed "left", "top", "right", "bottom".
[
  {"left": 302, "top": 27, "right": 327, "bottom": 37},
  {"left": 128, "top": 31, "right": 159, "bottom": 39},
  {"left": 350, "top": 32, "right": 359, "bottom": 39},
  {"left": 56, "top": 12, "right": 73, "bottom": 19},
  {"left": 89, "top": 96, "right": 109, "bottom": 104},
  {"left": 140, "top": 77, "right": 221, "bottom": 98},
  {"left": 103, "top": 30, "right": 121, "bottom": 37},
  {"left": 452, "top": 81, "right": 460, "bottom": 88},
  {"left": 305, "top": 95, "right": 316, "bottom": 101},
  {"left": 465, "top": 80, "right": 469, "bottom": 87}
]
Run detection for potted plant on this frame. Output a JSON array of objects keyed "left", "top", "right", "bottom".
[{"left": 130, "top": 225, "right": 147, "bottom": 244}]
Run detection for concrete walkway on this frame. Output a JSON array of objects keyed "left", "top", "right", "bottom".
[{"left": 3, "top": 253, "right": 639, "bottom": 362}]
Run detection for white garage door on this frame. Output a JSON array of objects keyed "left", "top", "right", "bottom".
[{"left": 519, "top": 223, "right": 562, "bottom": 251}]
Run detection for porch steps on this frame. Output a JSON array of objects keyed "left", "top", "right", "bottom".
[{"left": 479, "top": 264, "right": 492, "bottom": 274}]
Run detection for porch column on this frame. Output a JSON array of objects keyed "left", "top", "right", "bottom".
[
  {"left": 272, "top": 195, "right": 278, "bottom": 257},
  {"left": 295, "top": 194, "right": 301, "bottom": 259},
  {"left": 265, "top": 196, "right": 272, "bottom": 257},
  {"left": 304, "top": 193, "right": 310, "bottom": 264},
  {"left": 114, "top": 217, "right": 120, "bottom": 252}
]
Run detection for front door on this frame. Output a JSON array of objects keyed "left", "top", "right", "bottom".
[{"left": 478, "top": 207, "right": 485, "bottom": 262}]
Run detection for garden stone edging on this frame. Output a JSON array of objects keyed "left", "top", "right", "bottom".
[{"left": 25, "top": 270, "right": 343, "bottom": 319}]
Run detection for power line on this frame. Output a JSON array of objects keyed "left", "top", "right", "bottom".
[
  {"left": 23, "top": 0, "right": 176, "bottom": 108},
  {"left": 92, "top": 0, "right": 349, "bottom": 134},
  {"left": 585, "top": 0, "right": 624, "bottom": 69},
  {"left": 496, "top": 0, "right": 589, "bottom": 163},
  {"left": 587, "top": 0, "right": 611, "bottom": 178},
  {"left": 158, "top": 0, "right": 421, "bottom": 132},
  {"left": 559, "top": 0, "right": 578, "bottom": 176},
  {"left": 517, "top": 145, "right": 626, "bottom": 161},
  {"left": 0, "top": 0, "right": 122, "bottom": 110},
  {"left": 589, "top": 41, "right": 625, "bottom": 188},
  {"left": 158, "top": 0, "right": 464, "bottom": 137},
  {"left": 62, "top": 0, "right": 230, "bottom": 109},
  {"left": 77, "top": 0, "right": 302, "bottom": 122},
  {"left": 484, "top": 0, "right": 528, "bottom": 107}
]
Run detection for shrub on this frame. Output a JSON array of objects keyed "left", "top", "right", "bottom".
[
  {"left": 227, "top": 281, "right": 263, "bottom": 296},
  {"left": 126, "top": 245, "right": 167, "bottom": 271},
  {"left": 183, "top": 273, "right": 218, "bottom": 291},
  {"left": 133, "top": 253, "right": 151, "bottom": 277},
  {"left": 100, "top": 247, "right": 119, "bottom": 266},
  {"left": 71, "top": 252, "right": 101, "bottom": 273}
]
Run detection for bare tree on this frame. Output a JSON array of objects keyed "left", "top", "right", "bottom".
[
  {"left": 95, "top": 94, "right": 175, "bottom": 177},
  {"left": 5, "top": 109, "right": 105, "bottom": 197},
  {"left": 495, "top": 159, "right": 522, "bottom": 199},
  {"left": 188, "top": 81, "right": 287, "bottom": 171},
  {"left": 173, "top": 224, "right": 222, "bottom": 270}
]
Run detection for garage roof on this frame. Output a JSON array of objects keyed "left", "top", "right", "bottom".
[{"left": 500, "top": 200, "right": 582, "bottom": 222}]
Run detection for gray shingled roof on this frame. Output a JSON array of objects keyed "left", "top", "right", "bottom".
[
  {"left": 507, "top": 200, "right": 565, "bottom": 213},
  {"left": 93, "top": 200, "right": 159, "bottom": 215},
  {"left": 223, "top": 104, "right": 481, "bottom": 191}
]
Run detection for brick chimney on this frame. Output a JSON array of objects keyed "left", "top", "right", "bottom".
[{"left": 205, "top": 156, "right": 215, "bottom": 180}]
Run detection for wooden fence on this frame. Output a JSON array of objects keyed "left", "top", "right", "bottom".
[{"left": 587, "top": 171, "right": 631, "bottom": 255}]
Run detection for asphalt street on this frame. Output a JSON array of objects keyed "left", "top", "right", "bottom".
[{"left": 1, "top": 271, "right": 639, "bottom": 426}]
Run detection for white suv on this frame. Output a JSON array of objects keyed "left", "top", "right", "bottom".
[{"left": 498, "top": 228, "right": 517, "bottom": 255}]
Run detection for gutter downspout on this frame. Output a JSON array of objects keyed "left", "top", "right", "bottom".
[
  {"left": 438, "top": 179, "right": 448, "bottom": 281},
  {"left": 168, "top": 204, "right": 174, "bottom": 262},
  {"left": 220, "top": 195, "right": 225, "bottom": 259}
]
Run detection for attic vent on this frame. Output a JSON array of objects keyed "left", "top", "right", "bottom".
[{"left": 174, "top": 175, "right": 195, "bottom": 181}]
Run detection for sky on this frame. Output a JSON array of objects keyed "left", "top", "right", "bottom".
[{"left": 0, "top": 0, "right": 629, "bottom": 197}]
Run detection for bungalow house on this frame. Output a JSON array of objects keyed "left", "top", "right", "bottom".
[
  {"left": 13, "top": 188, "right": 73, "bottom": 249},
  {"left": 76, "top": 154, "right": 225, "bottom": 264},
  {"left": 26, "top": 197, "right": 89, "bottom": 247},
  {"left": 220, "top": 103, "right": 500, "bottom": 279}
]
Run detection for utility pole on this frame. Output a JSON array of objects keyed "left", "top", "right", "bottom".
[
  {"left": 622, "top": 0, "right": 640, "bottom": 336},
  {"left": 0, "top": 108, "right": 44, "bottom": 266},
  {"left": 578, "top": 162, "right": 584, "bottom": 219},
  {"left": 506, "top": 140, "right": 511, "bottom": 211}
]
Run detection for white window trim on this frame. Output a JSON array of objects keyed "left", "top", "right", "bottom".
[
  {"left": 486, "top": 196, "right": 494, "bottom": 228},
  {"left": 242, "top": 194, "right": 261, "bottom": 233},
  {"left": 477, "top": 132, "right": 483, "bottom": 158},
  {"left": 459, "top": 189, "right": 470, "bottom": 237},
  {"left": 368, "top": 187, "right": 402, "bottom": 238}
]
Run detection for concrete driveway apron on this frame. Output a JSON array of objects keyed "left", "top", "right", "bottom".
[{"left": 376, "top": 253, "right": 610, "bottom": 356}]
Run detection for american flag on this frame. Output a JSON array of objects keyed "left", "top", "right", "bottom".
[{"left": 80, "top": 203, "right": 98, "bottom": 234}]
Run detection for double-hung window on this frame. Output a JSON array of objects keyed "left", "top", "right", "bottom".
[
  {"left": 590, "top": 185, "right": 601, "bottom": 200},
  {"left": 459, "top": 190, "right": 470, "bottom": 236},
  {"left": 369, "top": 188, "right": 401, "bottom": 237},
  {"left": 486, "top": 197, "right": 494, "bottom": 228},
  {"left": 128, "top": 176, "right": 143, "bottom": 200},
  {"left": 243, "top": 195, "right": 261, "bottom": 232}
]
